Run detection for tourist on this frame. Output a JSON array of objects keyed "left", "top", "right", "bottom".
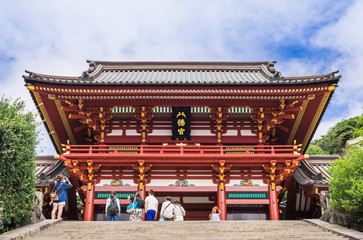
[
  {"left": 209, "top": 206, "right": 221, "bottom": 221},
  {"left": 127, "top": 195, "right": 139, "bottom": 221},
  {"left": 160, "top": 196, "right": 175, "bottom": 221},
  {"left": 49, "top": 175, "right": 73, "bottom": 219},
  {"left": 105, "top": 191, "right": 120, "bottom": 221},
  {"left": 144, "top": 189, "right": 159, "bottom": 221},
  {"left": 131, "top": 192, "right": 144, "bottom": 221},
  {"left": 173, "top": 200, "right": 186, "bottom": 221}
]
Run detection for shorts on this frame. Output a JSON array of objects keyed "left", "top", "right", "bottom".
[
  {"left": 146, "top": 210, "right": 156, "bottom": 221},
  {"left": 53, "top": 201, "right": 65, "bottom": 206}
]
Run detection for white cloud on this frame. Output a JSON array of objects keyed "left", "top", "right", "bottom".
[
  {"left": 0, "top": 0, "right": 361, "bottom": 153},
  {"left": 309, "top": 0, "right": 363, "bottom": 138}
]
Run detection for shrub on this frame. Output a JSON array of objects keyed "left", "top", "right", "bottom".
[
  {"left": 0, "top": 97, "right": 38, "bottom": 233},
  {"left": 327, "top": 114, "right": 363, "bottom": 224}
]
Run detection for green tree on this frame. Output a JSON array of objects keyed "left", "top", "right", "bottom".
[
  {"left": 314, "top": 116, "right": 363, "bottom": 154},
  {"left": 305, "top": 143, "right": 329, "bottom": 155},
  {"left": 327, "top": 114, "right": 363, "bottom": 223},
  {"left": 0, "top": 97, "right": 38, "bottom": 233}
]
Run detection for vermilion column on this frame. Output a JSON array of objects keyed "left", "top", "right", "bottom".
[
  {"left": 268, "top": 183, "right": 279, "bottom": 220},
  {"left": 217, "top": 183, "right": 227, "bottom": 220},
  {"left": 138, "top": 182, "right": 146, "bottom": 200},
  {"left": 84, "top": 184, "right": 95, "bottom": 221},
  {"left": 138, "top": 182, "right": 146, "bottom": 221}
]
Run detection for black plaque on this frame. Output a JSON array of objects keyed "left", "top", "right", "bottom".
[{"left": 172, "top": 107, "right": 191, "bottom": 140}]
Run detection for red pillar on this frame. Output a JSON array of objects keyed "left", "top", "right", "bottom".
[
  {"left": 138, "top": 183, "right": 146, "bottom": 200},
  {"left": 217, "top": 183, "right": 227, "bottom": 220},
  {"left": 138, "top": 182, "right": 146, "bottom": 221},
  {"left": 84, "top": 184, "right": 95, "bottom": 221},
  {"left": 268, "top": 183, "right": 279, "bottom": 220}
]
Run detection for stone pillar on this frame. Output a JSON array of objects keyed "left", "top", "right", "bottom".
[
  {"left": 268, "top": 182, "right": 279, "bottom": 220},
  {"left": 84, "top": 183, "right": 95, "bottom": 221},
  {"left": 217, "top": 183, "right": 227, "bottom": 221}
]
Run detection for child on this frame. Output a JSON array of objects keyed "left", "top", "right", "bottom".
[{"left": 209, "top": 206, "right": 221, "bottom": 221}]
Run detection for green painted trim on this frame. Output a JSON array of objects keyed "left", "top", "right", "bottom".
[
  {"left": 227, "top": 192, "right": 268, "bottom": 199},
  {"left": 96, "top": 192, "right": 135, "bottom": 199}
]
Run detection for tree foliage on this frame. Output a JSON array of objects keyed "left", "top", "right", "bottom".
[
  {"left": 327, "top": 114, "right": 363, "bottom": 223},
  {"left": 312, "top": 116, "right": 363, "bottom": 155},
  {"left": 0, "top": 97, "right": 38, "bottom": 233},
  {"left": 305, "top": 143, "right": 329, "bottom": 155}
]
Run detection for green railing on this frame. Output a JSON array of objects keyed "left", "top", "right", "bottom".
[
  {"left": 108, "top": 146, "right": 139, "bottom": 154},
  {"left": 224, "top": 147, "right": 255, "bottom": 154}
]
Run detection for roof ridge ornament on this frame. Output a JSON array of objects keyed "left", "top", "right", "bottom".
[
  {"left": 79, "top": 70, "right": 94, "bottom": 81},
  {"left": 24, "top": 70, "right": 38, "bottom": 79},
  {"left": 270, "top": 71, "right": 284, "bottom": 81},
  {"left": 325, "top": 70, "right": 339, "bottom": 79}
]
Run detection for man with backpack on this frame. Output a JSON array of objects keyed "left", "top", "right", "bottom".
[{"left": 105, "top": 191, "right": 121, "bottom": 221}]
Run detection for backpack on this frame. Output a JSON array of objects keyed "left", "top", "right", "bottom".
[
  {"left": 108, "top": 198, "right": 119, "bottom": 215},
  {"left": 136, "top": 199, "right": 145, "bottom": 209}
]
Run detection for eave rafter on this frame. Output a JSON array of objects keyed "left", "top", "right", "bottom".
[
  {"left": 249, "top": 98, "right": 305, "bottom": 144},
  {"left": 57, "top": 98, "right": 113, "bottom": 144}
]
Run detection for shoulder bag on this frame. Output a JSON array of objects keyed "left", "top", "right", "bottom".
[
  {"left": 50, "top": 183, "right": 64, "bottom": 201},
  {"left": 161, "top": 202, "right": 172, "bottom": 218},
  {"left": 126, "top": 196, "right": 138, "bottom": 213}
]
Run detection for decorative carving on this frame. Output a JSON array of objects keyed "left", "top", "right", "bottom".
[
  {"left": 233, "top": 179, "right": 260, "bottom": 186},
  {"left": 103, "top": 179, "right": 130, "bottom": 186},
  {"left": 169, "top": 179, "right": 195, "bottom": 187}
]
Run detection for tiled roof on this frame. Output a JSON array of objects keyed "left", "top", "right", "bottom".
[
  {"left": 35, "top": 155, "right": 69, "bottom": 186},
  {"left": 293, "top": 155, "right": 339, "bottom": 188},
  {"left": 23, "top": 61, "right": 341, "bottom": 86}
]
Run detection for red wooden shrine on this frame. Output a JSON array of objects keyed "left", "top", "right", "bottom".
[{"left": 24, "top": 61, "right": 340, "bottom": 221}]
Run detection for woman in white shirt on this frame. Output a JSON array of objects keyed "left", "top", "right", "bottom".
[{"left": 173, "top": 200, "right": 186, "bottom": 221}]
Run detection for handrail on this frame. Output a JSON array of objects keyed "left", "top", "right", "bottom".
[{"left": 64, "top": 144, "right": 299, "bottom": 156}]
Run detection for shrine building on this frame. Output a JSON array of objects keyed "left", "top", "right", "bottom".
[{"left": 24, "top": 60, "right": 340, "bottom": 221}]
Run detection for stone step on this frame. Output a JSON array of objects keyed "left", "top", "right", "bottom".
[
  {"left": 24, "top": 221, "right": 349, "bottom": 240},
  {"left": 26, "top": 237, "right": 347, "bottom": 240}
]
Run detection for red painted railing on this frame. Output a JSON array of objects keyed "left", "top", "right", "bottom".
[{"left": 63, "top": 144, "right": 301, "bottom": 159}]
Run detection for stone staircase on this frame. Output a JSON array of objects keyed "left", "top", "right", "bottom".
[{"left": 25, "top": 220, "right": 348, "bottom": 240}]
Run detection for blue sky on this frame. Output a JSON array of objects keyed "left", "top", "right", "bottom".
[{"left": 0, "top": 0, "right": 362, "bottom": 155}]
